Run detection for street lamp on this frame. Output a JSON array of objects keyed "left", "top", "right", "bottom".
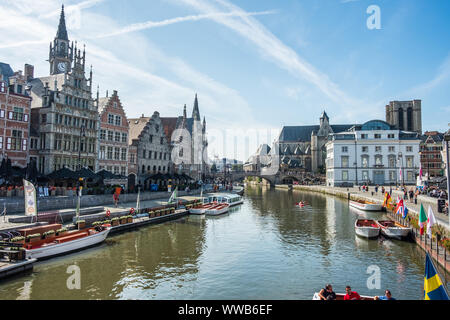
[
  {"left": 398, "top": 152, "right": 404, "bottom": 186},
  {"left": 443, "top": 131, "right": 450, "bottom": 224}
]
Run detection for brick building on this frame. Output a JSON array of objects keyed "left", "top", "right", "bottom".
[
  {"left": 420, "top": 131, "right": 444, "bottom": 178},
  {"left": 97, "top": 90, "right": 129, "bottom": 177},
  {"left": 0, "top": 63, "right": 32, "bottom": 168}
]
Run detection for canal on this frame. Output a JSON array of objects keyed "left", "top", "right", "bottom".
[{"left": 0, "top": 186, "right": 426, "bottom": 300}]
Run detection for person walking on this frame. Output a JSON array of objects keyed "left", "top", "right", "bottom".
[{"left": 113, "top": 192, "right": 119, "bottom": 208}]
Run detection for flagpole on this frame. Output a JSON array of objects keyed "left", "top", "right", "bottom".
[{"left": 426, "top": 251, "right": 450, "bottom": 298}]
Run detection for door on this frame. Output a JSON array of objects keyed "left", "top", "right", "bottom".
[{"left": 373, "top": 171, "right": 385, "bottom": 185}]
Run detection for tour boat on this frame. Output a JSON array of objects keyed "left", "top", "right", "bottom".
[
  {"left": 205, "top": 203, "right": 230, "bottom": 216},
  {"left": 312, "top": 292, "right": 375, "bottom": 300},
  {"left": 349, "top": 200, "right": 383, "bottom": 211},
  {"left": 204, "top": 193, "right": 244, "bottom": 207},
  {"left": 189, "top": 203, "right": 218, "bottom": 215},
  {"left": 355, "top": 219, "right": 380, "bottom": 239},
  {"left": 375, "top": 220, "right": 412, "bottom": 239},
  {"left": 23, "top": 227, "right": 111, "bottom": 260}
]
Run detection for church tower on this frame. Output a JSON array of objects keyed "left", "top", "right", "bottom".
[{"left": 49, "top": 5, "right": 73, "bottom": 75}]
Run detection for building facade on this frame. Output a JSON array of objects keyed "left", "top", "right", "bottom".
[
  {"left": 420, "top": 131, "right": 444, "bottom": 178},
  {"left": 128, "top": 112, "right": 172, "bottom": 189},
  {"left": 0, "top": 64, "right": 32, "bottom": 168},
  {"left": 97, "top": 90, "right": 129, "bottom": 177},
  {"left": 325, "top": 120, "right": 421, "bottom": 187},
  {"left": 28, "top": 6, "right": 98, "bottom": 174},
  {"left": 385, "top": 100, "right": 422, "bottom": 134},
  {"left": 276, "top": 111, "right": 354, "bottom": 174}
]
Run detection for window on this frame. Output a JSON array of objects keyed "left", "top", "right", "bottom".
[
  {"left": 388, "top": 155, "right": 396, "bottom": 168},
  {"left": 143, "top": 150, "right": 146, "bottom": 158},
  {"left": 10, "top": 130, "right": 22, "bottom": 150},
  {"left": 341, "top": 146, "right": 348, "bottom": 153},
  {"left": 114, "top": 147, "right": 120, "bottom": 160},
  {"left": 121, "top": 167, "right": 126, "bottom": 176},
  {"left": 341, "top": 156, "right": 349, "bottom": 168},
  {"left": 362, "top": 171, "right": 369, "bottom": 181},
  {"left": 362, "top": 146, "right": 368, "bottom": 153},
  {"left": 41, "top": 114, "right": 47, "bottom": 124},
  {"left": 115, "top": 115, "right": 121, "bottom": 126},
  {"left": 11, "top": 107, "right": 24, "bottom": 121},
  {"left": 54, "top": 134, "right": 62, "bottom": 150},
  {"left": 375, "top": 146, "right": 381, "bottom": 152},
  {"left": 389, "top": 171, "right": 396, "bottom": 181},
  {"left": 406, "top": 156, "right": 414, "bottom": 168},
  {"left": 121, "top": 148, "right": 127, "bottom": 161},
  {"left": 361, "top": 155, "right": 369, "bottom": 168},
  {"left": 121, "top": 133, "right": 127, "bottom": 143},
  {"left": 115, "top": 132, "right": 121, "bottom": 142},
  {"left": 100, "top": 130, "right": 106, "bottom": 140},
  {"left": 149, "top": 135, "right": 153, "bottom": 143},
  {"left": 160, "top": 137, "right": 164, "bottom": 145},
  {"left": 407, "top": 171, "right": 414, "bottom": 181},
  {"left": 100, "top": 146, "right": 106, "bottom": 160},
  {"left": 361, "top": 134, "right": 368, "bottom": 139},
  {"left": 107, "top": 131, "right": 113, "bottom": 141},
  {"left": 375, "top": 155, "right": 383, "bottom": 166},
  {"left": 406, "top": 146, "right": 413, "bottom": 152},
  {"left": 107, "top": 147, "right": 113, "bottom": 160},
  {"left": 108, "top": 114, "right": 114, "bottom": 124},
  {"left": 130, "top": 153, "right": 135, "bottom": 164},
  {"left": 388, "top": 134, "right": 395, "bottom": 139},
  {"left": 374, "top": 134, "right": 381, "bottom": 139},
  {"left": 388, "top": 146, "right": 395, "bottom": 152},
  {"left": 342, "top": 171, "right": 348, "bottom": 181}
]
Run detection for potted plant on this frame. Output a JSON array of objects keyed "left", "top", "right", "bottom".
[
  {"left": 76, "top": 220, "right": 86, "bottom": 230},
  {"left": 92, "top": 221, "right": 102, "bottom": 227},
  {"left": 149, "top": 211, "right": 155, "bottom": 218},
  {"left": 43, "top": 230, "right": 55, "bottom": 240},
  {"left": 120, "top": 216, "right": 128, "bottom": 224},
  {"left": 10, "top": 236, "right": 25, "bottom": 245},
  {"left": 26, "top": 233, "right": 41, "bottom": 243},
  {"left": 56, "top": 228, "right": 68, "bottom": 236},
  {"left": 111, "top": 217, "right": 120, "bottom": 226},
  {"left": 127, "top": 215, "right": 133, "bottom": 223},
  {"left": 103, "top": 220, "right": 111, "bottom": 225}
]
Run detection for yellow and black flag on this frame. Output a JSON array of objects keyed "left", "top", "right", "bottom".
[{"left": 424, "top": 253, "right": 449, "bottom": 300}]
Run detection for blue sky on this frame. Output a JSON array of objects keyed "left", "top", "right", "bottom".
[{"left": 0, "top": 0, "right": 449, "bottom": 161}]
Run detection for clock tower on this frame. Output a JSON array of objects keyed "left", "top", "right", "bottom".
[{"left": 49, "top": 5, "right": 73, "bottom": 75}]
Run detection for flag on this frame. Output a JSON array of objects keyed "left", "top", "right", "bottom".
[
  {"left": 426, "top": 205, "right": 436, "bottom": 238},
  {"left": 168, "top": 187, "right": 178, "bottom": 204},
  {"left": 383, "top": 192, "right": 392, "bottom": 208},
  {"left": 399, "top": 167, "right": 403, "bottom": 182},
  {"left": 419, "top": 204, "right": 427, "bottom": 235},
  {"left": 395, "top": 198, "right": 404, "bottom": 215},
  {"left": 424, "top": 253, "right": 449, "bottom": 300},
  {"left": 23, "top": 179, "right": 37, "bottom": 217},
  {"left": 402, "top": 205, "right": 409, "bottom": 219}
]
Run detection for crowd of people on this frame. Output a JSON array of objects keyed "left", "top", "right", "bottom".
[{"left": 318, "top": 284, "right": 396, "bottom": 300}]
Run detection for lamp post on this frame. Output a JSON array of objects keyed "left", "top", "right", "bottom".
[
  {"left": 398, "top": 152, "right": 404, "bottom": 186},
  {"left": 443, "top": 131, "right": 450, "bottom": 224},
  {"left": 78, "top": 125, "right": 86, "bottom": 171}
]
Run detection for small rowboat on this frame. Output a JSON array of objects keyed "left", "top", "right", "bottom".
[
  {"left": 355, "top": 219, "right": 380, "bottom": 239},
  {"left": 295, "top": 201, "right": 308, "bottom": 207},
  {"left": 312, "top": 292, "right": 374, "bottom": 300},
  {"left": 189, "top": 203, "right": 218, "bottom": 215},
  {"left": 349, "top": 200, "right": 383, "bottom": 211},
  {"left": 375, "top": 220, "right": 412, "bottom": 239},
  {"left": 205, "top": 203, "right": 230, "bottom": 216}
]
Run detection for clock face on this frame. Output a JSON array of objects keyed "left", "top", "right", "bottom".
[{"left": 57, "top": 62, "right": 66, "bottom": 72}]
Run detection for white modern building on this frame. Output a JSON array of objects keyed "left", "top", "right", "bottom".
[{"left": 325, "top": 120, "right": 421, "bottom": 187}]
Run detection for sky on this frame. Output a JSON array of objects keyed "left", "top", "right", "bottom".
[{"left": 0, "top": 0, "right": 449, "bottom": 162}]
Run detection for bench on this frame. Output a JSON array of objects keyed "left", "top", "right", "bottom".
[{"left": 54, "top": 232, "right": 88, "bottom": 244}]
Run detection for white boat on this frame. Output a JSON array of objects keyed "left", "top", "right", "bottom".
[
  {"left": 375, "top": 220, "right": 412, "bottom": 239},
  {"left": 189, "top": 203, "right": 218, "bottom": 215},
  {"left": 205, "top": 203, "right": 230, "bottom": 216},
  {"left": 355, "top": 219, "right": 380, "bottom": 239},
  {"left": 24, "top": 227, "right": 111, "bottom": 260},
  {"left": 349, "top": 200, "right": 383, "bottom": 211},
  {"left": 205, "top": 193, "right": 244, "bottom": 207}
]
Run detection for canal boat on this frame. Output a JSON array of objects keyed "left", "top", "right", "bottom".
[
  {"left": 355, "top": 219, "right": 380, "bottom": 239},
  {"left": 375, "top": 220, "right": 412, "bottom": 239},
  {"left": 205, "top": 203, "right": 230, "bottom": 216},
  {"left": 203, "top": 193, "right": 244, "bottom": 207},
  {"left": 189, "top": 203, "right": 218, "bottom": 215},
  {"left": 349, "top": 200, "right": 383, "bottom": 211},
  {"left": 23, "top": 227, "right": 111, "bottom": 260},
  {"left": 312, "top": 292, "right": 375, "bottom": 300}
]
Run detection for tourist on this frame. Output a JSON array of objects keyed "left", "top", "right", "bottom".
[
  {"left": 113, "top": 192, "right": 119, "bottom": 208},
  {"left": 381, "top": 186, "right": 385, "bottom": 195},
  {"left": 318, "top": 284, "right": 336, "bottom": 300},
  {"left": 374, "top": 290, "right": 396, "bottom": 300},
  {"left": 375, "top": 185, "right": 379, "bottom": 193},
  {"left": 343, "top": 286, "right": 361, "bottom": 300}
]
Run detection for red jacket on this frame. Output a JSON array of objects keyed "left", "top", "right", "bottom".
[{"left": 344, "top": 291, "right": 361, "bottom": 300}]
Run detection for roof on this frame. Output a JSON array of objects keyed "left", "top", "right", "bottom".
[
  {"left": 56, "top": 5, "right": 69, "bottom": 41},
  {"left": 160, "top": 117, "right": 179, "bottom": 142},
  {"left": 128, "top": 117, "right": 151, "bottom": 144},
  {"left": 0, "top": 62, "right": 14, "bottom": 85},
  {"left": 278, "top": 124, "right": 355, "bottom": 142}
]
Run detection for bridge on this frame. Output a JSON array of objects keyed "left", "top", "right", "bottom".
[{"left": 211, "top": 170, "right": 323, "bottom": 187}]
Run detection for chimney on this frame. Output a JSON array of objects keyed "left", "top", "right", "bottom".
[{"left": 24, "top": 64, "right": 34, "bottom": 81}]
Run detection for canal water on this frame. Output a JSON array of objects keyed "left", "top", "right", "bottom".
[{"left": 0, "top": 186, "right": 427, "bottom": 300}]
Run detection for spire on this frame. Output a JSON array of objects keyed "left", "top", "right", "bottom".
[
  {"left": 202, "top": 116, "right": 206, "bottom": 133},
  {"left": 56, "top": 5, "right": 69, "bottom": 41},
  {"left": 183, "top": 104, "right": 187, "bottom": 119},
  {"left": 192, "top": 93, "right": 200, "bottom": 121}
]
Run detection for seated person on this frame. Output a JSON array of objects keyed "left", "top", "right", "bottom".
[
  {"left": 318, "top": 284, "right": 336, "bottom": 300},
  {"left": 374, "top": 290, "right": 396, "bottom": 300},
  {"left": 343, "top": 286, "right": 361, "bottom": 300}
]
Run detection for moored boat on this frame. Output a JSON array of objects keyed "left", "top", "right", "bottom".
[
  {"left": 205, "top": 203, "right": 230, "bottom": 216},
  {"left": 23, "top": 227, "right": 111, "bottom": 260},
  {"left": 349, "top": 200, "right": 383, "bottom": 211},
  {"left": 312, "top": 292, "right": 374, "bottom": 300},
  {"left": 375, "top": 220, "right": 412, "bottom": 239},
  {"left": 355, "top": 219, "right": 380, "bottom": 239},
  {"left": 189, "top": 203, "right": 218, "bottom": 215}
]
